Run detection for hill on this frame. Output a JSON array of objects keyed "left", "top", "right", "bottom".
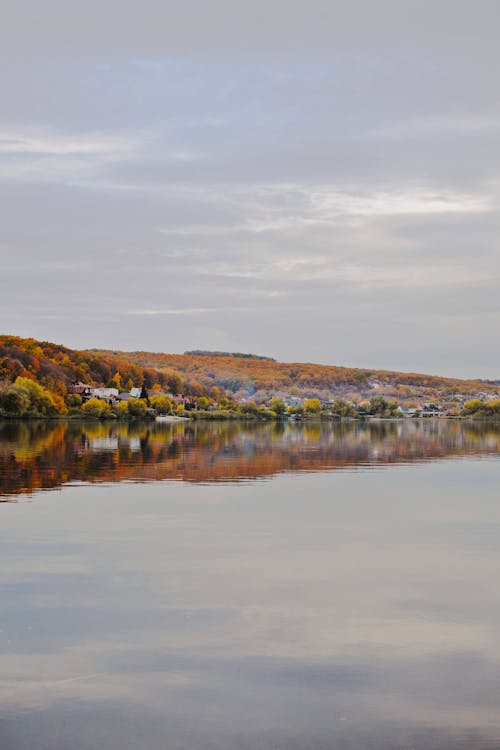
[
  {"left": 93, "top": 347, "right": 496, "bottom": 404},
  {"left": 0, "top": 335, "right": 497, "bottom": 409}
]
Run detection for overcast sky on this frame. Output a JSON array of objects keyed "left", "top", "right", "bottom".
[{"left": 1, "top": 0, "right": 499, "bottom": 377}]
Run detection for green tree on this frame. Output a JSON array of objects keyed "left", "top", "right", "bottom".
[
  {"left": 269, "top": 397, "right": 285, "bottom": 416},
  {"left": 240, "top": 401, "right": 259, "bottom": 416},
  {"left": 366, "top": 396, "right": 400, "bottom": 417},
  {"left": 0, "top": 383, "right": 30, "bottom": 415},
  {"left": 330, "top": 398, "right": 356, "bottom": 417},
  {"left": 66, "top": 393, "right": 83, "bottom": 408}
]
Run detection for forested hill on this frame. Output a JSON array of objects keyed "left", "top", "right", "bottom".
[
  {"left": 96, "top": 348, "right": 496, "bottom": 402},
  {"left": 0, "top": 335, "right": 496, "bottom": 403}
]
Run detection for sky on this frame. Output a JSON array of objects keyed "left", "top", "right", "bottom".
[{"left": 1, "top": 0, "right": 499, "bottom": 378}]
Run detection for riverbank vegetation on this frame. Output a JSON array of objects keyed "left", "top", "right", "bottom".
[{"left": 462, "top": 399, "right": 500, "bottom": 418}]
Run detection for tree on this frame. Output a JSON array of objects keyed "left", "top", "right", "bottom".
[
  {"left": 219, "top": 396, "right": 237, "bottom": 410},
  {"left": 269, "top": 397, "right": 285, "bottom": 416},
  {"left": 81, "top": 398, "right": 112, "bottom": 418},
  {"left": 366, "top": 396, "right": 400, "bottom": 417},
  {"left": 150, "top": 395, "right": 173, "bottom": 414},
  {"left": 462, "top": 399, "right": 484, "bottom": 415},
  {"left": 303, "top": 398, "right": 321, "bottom": 413},
  {"left": 9, "top": 377, "right": 67, "bottom": 416},
  {"left": 115, "top": 400, "right": 129, "bottom": 418},
  {"left": 165, "top": 371, "right": 183, "bottom": 395},
  {"left": 66, "top": 393, "right": 83, "bottom": 408},
  {"left": 127, "top": 398, "right": 148, "bottom": 417},
  {"left": 330, "top": 398, "right": 356, "bottom": 418},
  {"left": 0, "top": 382, "right": 30, "bottom": 415},
  {"left": 240, "top": 401, "right": 259, "bottom": 416}
]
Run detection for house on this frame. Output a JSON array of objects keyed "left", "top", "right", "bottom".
[
  {"left": 117, "top": 392, "right": 134, "bottom": 401},
  {"left": 69, "top": 382, "right": 93, "bottom": 398},
  {"left": 89, "top": 387, "right": 119, "bottom": 404}
]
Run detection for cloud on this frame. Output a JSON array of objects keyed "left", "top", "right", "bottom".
[
  {"left": 154, "top": 184, "right": 494, "bottom": 242},
  {"left": 0, "top": 128, "right": 143, "bottom": 182},
  {"left": 196, "top": 257, "right": 494, "bottom": 291},
  {"left": 126, "top": 307, "right": 216, "bottom": 316},
  {"left": 0, "top": 2, "right": 499, "bottom": 376},
  {"left": 0, "top": 130, "right": 139, "bottom": 156}
]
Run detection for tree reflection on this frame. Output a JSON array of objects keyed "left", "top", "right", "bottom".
[{"left": 1, "top": 419, "right": 500, "bottom": 499}]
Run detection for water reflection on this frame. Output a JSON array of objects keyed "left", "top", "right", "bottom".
[
  {"left": 1, "top": 418, "right": 500, "bottom": 499},
  {"left": 1, "top": 421, "right": 500, "bottom": 748}
]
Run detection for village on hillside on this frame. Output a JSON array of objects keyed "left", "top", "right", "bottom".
[{"left": 68, "top": 380, "right": 500, "bottom": 419}]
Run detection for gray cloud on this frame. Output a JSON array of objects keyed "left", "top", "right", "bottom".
[{"left": 1, "top": 1, "right": 499, "bottom": 377}]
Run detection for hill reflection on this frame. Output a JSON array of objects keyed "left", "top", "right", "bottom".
[{"left": 1, "top": 419, "right": 500, "bottom": 499}]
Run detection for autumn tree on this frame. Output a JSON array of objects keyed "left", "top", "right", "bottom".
[
  {"left": 127, "top": 398, "right": 148, "bottom": 418},
  {"left": 81, "top": 398, "right": 113, "bottom": 418},
  {"left": 150, "top": 395, "right": 173, "bottom": 414},
  {"left": 165, "top": 370, "right": 183, "bottom": 395},
  {"left": 110, "top": 372, "right": 122, "bottom": 390},
  {"left": 0, "top": 377, "right": 67, "bottom": 417},
  {"left": 303, "top": 398, "right": 321, "bottom": 413}
]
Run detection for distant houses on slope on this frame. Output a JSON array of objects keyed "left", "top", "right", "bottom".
[{"left": 69, "top": 382, "right": 197, "bottom": 409}]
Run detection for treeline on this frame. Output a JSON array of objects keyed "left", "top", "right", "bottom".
[{"left": 184, "top": 350, "right": 276, "bottom": 361}]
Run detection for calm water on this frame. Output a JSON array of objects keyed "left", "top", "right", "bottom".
[{"left": 1, "top": 419, "right": 500, "bottom": 749}]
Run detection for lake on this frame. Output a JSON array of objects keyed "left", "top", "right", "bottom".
[{"left": 1, "top": 419, "right": 500, "bottom": 749}]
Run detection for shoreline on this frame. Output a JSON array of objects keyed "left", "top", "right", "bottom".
[{"left": 1, "top": 414, "right": 498, "bottom": 424}]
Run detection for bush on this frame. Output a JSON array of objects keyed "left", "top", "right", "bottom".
[
  {"left": 240, "top": 401, "right": 259, "bottom": 416},
  {"left": 269, "top": 397, "right": 285, "bottom": 415},
  {"left": 81, "top": 398, "right": 113, "bottom": 418},
  {"left": 303, "top": 398, "right": 321, "bottom": 413},
  {"left": 330, "top": 399, "right": 357, "bottom": 418},
  {"left": 150, "top": 395, "right": 173, "bottom": 414},
  {"left": 127, "top": 398, "right": 148, "bottom": 418},
  {"left": 114, "top": 400, "right": 129, "bottom": 418}
]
